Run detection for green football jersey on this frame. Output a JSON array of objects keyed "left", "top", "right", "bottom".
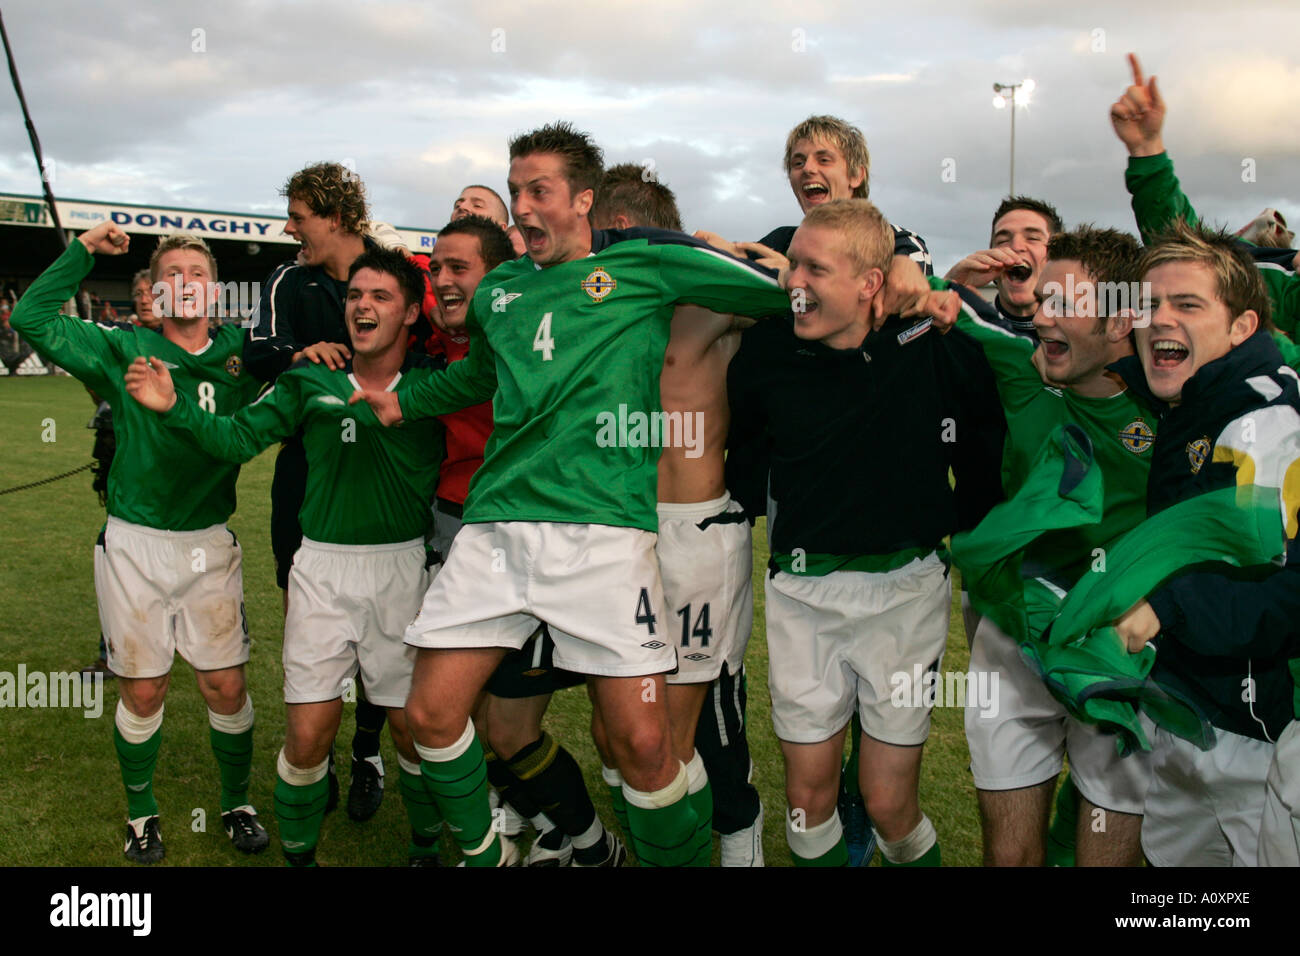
[
  {"left": 10, "top": 242, "right": 261, "bottom": 531},
  {"left": 951, "top": 290, "right": 1156, "bottom": 592},
  {"left": 162, "top": 358, "right": 445, "bottom": 545},
  {"left": 399, "top": 230, "right": 789, "bottom": 531}
]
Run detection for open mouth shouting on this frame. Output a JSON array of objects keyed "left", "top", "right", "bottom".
[
  {"left": 1150, "top": 338, "right": 1190, "bottom": 369},
  {"left": 521, "top": 226, "right": 547, "bottom": 253},
  {"left": 437, "top": 289, "right": 466, "bottom": 321},
  {"left": 801, "top": 182, "right": 830, "bottom": 206},
  {"left": 1039, "top": 335, "right": 1069, "bottom": 360}
]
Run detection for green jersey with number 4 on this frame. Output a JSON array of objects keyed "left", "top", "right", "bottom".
[
  {"left": 161, "top": 358, "right": 444, "bottom": 545},
  {"left": 948, "top": 283, "right": 1156, "bottom": 592},
  {"left": 10, "top": 241, "right": 261, "bottom": 530},
  {"left": 398, "top": 229, "right": 789, "bottom": 531}
]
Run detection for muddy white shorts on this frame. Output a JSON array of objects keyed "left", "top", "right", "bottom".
[{"left": 95, "top": 516, "right": 248, "bottom": 679}]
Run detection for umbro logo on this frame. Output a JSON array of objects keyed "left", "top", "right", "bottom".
[
  {"left": 641, "top": 641, "right": 666, "bottom": 650},
  {"left": 491, "top": 289, "right": 522, "bottom": 312},
  {"left": 683, "top": 653, "right": 710, "bottom": 662}
]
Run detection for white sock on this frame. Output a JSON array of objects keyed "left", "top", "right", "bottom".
[
  {"left": 396, "top": 753, "right": 421, "bottom": 776},
  {"left": 876, "top": 814, "right": 937, "bottom": 864},
  {"left": 208, "top": 694, "right": 253, "bottom": 734},
  {"left": 684, "top": 750, "right": 709, "bottom": 794},
  {"left": 786, "top": 811, "right": 843, "bottom": 860},
  {"left": 623, "top": 762, "right": 689, "bottom": 809},
  {"left": 414, "top": 718, "right": 474, "bottom": 763},
  {"left": 115, "top": 699, "right": 163, "bottom": 743},
  {"left": 277, "top": 749, "right": 329, "bottom": 786}
]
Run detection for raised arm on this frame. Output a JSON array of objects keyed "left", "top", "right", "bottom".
[
  {"left": 8, "top": 223, "right": 132, "bottom": 393},
  {"left": 1110, "top": 53, "right": 1200, "bottom": 244}
]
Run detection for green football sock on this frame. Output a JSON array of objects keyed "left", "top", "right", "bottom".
[
  {"left": 793, "top": 837, "right": 850, "bottom": 866},
  {"left": 624, "top": 766, "right": 700, "bottom": 867},
  {"left": 209, "top": 733, "right": 253, "bottom": 814},
  {"left": 398, "top": 759, "right": 443, "bottom": 861},
  {"left": 274, "top": 754, "right": 329, "bottom": 863},
  {"left": 114, "top": 725, "right": 161, "bottom": 820},
  {"left": 685, "top": 751, "right": 714, "bottom": 866},
  {"left": 787, "top": 812, "right": 849, "bottom": 866},
  {"left": 418, "top": 723, "right": 500, "bottom": 867},
  {"left": 878, "top": 815, "right": 941, "bottom": 867}
]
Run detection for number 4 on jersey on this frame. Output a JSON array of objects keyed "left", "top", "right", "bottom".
[{"left": 533, "top": 311, "right": 555, "bottom": 361}]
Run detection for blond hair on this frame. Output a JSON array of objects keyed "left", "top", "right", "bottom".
[
  {"left": 149, "top": 234, "right": 217, "bottom": 283},
  {"left": 801, "top": 199, "right": 892, "bottom": 274},
  {"left": 784, "top": 115, "right": 870, "bottom": 199}
]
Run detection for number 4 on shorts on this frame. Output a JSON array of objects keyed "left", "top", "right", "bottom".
[{"left": 635, "top": 587, "right": 656, "bottom": 635}]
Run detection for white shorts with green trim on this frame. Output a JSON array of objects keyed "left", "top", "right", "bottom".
[
  {"left": 765, "top": 553, "right": 950, "bottom": 746},
  {"left": 657, "top": 493, "right": 752, "bottom": 685},
  {"left": 1141, "top": 713, "right": 1273, "bottom": 867},
  {"left": 96, "top": 516, "right": 248, "bottom": 679},
  {"left": 964, "top": 615, "right": 1151, "bottom": 814},
  {"left": 405, "top": 521, "right": 677, "bottom": 678}
]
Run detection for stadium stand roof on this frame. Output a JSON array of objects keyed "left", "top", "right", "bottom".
[{"left": 0, "top": 192, "right": 439, "bottom": 289}]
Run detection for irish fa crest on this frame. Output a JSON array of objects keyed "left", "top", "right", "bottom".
[
  {"left": 225, "top": 354, "right": 242, "bottom": 377},
  {"left": 1119, "top": 419, "right": 1154, "bottom": 454},
  {"left": 581, "top": 268, "right": 617, "bottom": 302},
  {"left": 1186, "top": 437, "right": 1211, "bottom": 474}
]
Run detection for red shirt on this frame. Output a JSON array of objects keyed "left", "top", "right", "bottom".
[{"left": 424, "top": 325, "right": 492, "bottom": 505}]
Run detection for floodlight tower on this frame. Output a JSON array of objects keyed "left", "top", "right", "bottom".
[{"left": 992, "top": 78, "right": 1035, "bottom": 195}]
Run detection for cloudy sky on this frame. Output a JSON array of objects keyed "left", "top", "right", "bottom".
[{"left": 0, "top": 0, "right": 1295, "bottom": 270}]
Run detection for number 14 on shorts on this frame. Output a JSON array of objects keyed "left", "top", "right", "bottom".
[{"left": 634, "top": 588, "right": 712, "bottom": 648}]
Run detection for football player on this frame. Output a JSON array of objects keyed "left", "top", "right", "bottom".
[
  {"left": 10, "top": 223, "right": 267, "bottom": 862},
  {"left": 354, "top": 121, "right": 790, "bottom": 866},
  {"left": 590, "top": 162, "right": 766, "bottom": 866},
  {"left": 126, "top": 247, "right": 448, "bottom": 866}
]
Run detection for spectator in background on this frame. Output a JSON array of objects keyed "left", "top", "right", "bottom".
[{"left": 129, "top": 269, "right": 161, "bottom": 331}]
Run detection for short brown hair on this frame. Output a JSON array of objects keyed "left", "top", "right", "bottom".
[
  {"left": 347, "top": 245, "right": 426, "bottom": 310},
  {"left": 592, "top": 162, "right": 682, "bottom": 231},
  {"left": 1139, "top": 220, "right": 1272, "bottom": 328},
  {"left": 801, "top": 198, "right": 892, "bottom": 275},
  {"left": 508, "top": 122, "right": 604, "bottom": 201},
  {"left": 1047, "top": 225, "right": 1142, "bottom": 317},
  {"left": 281, "top": 162, "right": 369, "bottom": 235},
  {"left": 435, "top": 215, "right": 517, "bottom": 272},
  {"left": 784, "top": 116, "right": 870, "bottom": 199},
  {"left": 149, "top": 234, "right": 217, "bottom": 283},
  {"left": 991, "top": 196, "right": 1063, "bottom": 240}
]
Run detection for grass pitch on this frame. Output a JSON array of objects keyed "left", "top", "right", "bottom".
[{"left": 0, "top": 375, "right": 983, "bottom": 866}]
